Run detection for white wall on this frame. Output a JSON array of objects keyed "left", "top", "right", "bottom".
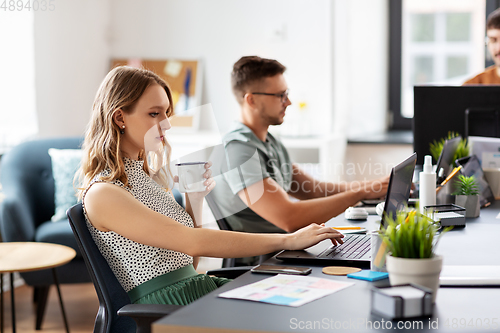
[
  {"left": 332, "top": 0, "right": 389, "bottom": 140},
  {"left": 109, "top": 0, "right": 332, "bottom": 135},
  {"left": 30, "top": 0, "right": 389, "bottom": 142},
  {"left": 0, "top": 10, "right": 36, "bottom": 149},
  {"left": 34, "top": 0, "right": 110, "bottom": 137},
  {"left": 344, "top": 143, "right": 413, "bottom": 181}
]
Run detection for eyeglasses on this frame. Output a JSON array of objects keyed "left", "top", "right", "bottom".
[
  {"left": 486, "top": 36, "right": 500, "bottom": 46},
  {"left": 251, "top": 89, "right": 289, "bottom": 103}
]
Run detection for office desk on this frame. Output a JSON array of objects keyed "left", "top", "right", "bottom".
[{"left": 154, "top": 202, "right": 500, "bottom": 333}]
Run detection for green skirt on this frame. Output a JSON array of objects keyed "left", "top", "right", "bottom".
[{"left": 128, "top": 265, "right": 232, "bottom": 306}]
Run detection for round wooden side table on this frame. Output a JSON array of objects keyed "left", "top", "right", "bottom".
[{"left": 0, "top": 242, "right": 76, "bottom": 333}]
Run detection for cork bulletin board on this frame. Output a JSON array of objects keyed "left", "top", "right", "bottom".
[{"left": 111, "top": 58, "right": 202, "bottom": 130}]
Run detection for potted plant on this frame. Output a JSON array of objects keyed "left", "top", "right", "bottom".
[
  {"left": 453, "top": 175, "right": 480, "bottom": 218},
  {"left": 380, "top": 209, "right": 452, "bottom": 302}
]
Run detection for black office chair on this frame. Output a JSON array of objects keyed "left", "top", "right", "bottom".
[
  {"left": 67, "top": 203, "right": 250, "bottom": 333},
  {"left": 67, "top": 203, "right": 182, "bottom": 333}
]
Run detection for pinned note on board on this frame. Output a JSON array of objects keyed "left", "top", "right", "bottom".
[
  {"left": 164, "top": 60, "right": 183, "bottom": 78},
  {"left": 111, "top": 58, "right": 203, "bottom": 131}
]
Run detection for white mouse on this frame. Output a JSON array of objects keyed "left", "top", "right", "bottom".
[
  {"left": 344, "top": 207, "right": 368, "bottom": 220},
  {"left": 376, "top": 202, "right": 385, "bottom": 217}
]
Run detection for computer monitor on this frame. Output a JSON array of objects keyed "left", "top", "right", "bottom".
[
  {"left": 413, "top": 86, "right": 500, "bottom": 165},
  {"left": 465, "top": 108, "right": 500, "bottom": 138}
]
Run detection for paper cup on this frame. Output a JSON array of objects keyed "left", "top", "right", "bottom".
[
  {"left": 176, "top": 162, "right": 206, "bottom": 193},
  {"left": 484, "top": 168, "right": 500, "bottom": 200}
]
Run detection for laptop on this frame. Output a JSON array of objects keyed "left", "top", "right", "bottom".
[
  {"left": 435, "top": 136, "right": 461, "bottom": 184},
  {"left": 276, "top": 153, "right": 417, "bottom": 268}
]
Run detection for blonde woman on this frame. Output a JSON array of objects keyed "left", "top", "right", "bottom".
[{"left": 79, "top": 66, "right": 344, "bottom": 306}]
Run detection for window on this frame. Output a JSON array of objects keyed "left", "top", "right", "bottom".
[
  {"left": 0, "top": 11, "right": 38, "bottom": 153},
  {"left": 389, "top": 0, "right": 489, "bottom": 129}
]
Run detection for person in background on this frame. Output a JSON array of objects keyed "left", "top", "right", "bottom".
[
  {"left": 464, "top": 8, "right": 500, "bottom": 84},
  {"left": 210, "top": 56, "right": 388, "bottom": 264},
  {"left": 78, "top": 66, "right": 344, "bottom": 306}
]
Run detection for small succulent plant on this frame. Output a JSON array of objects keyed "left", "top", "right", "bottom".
[{"left": 452, "top": 175, "right": 479, "bottom": 196}]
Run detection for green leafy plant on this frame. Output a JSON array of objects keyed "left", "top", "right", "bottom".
[
  {"left": 380, "top": 209, "right": 452, "bottom": 259},
  {"left": 452, "top": 175, "right": 479, "bottom": 196},
  {"left": 429, "top": 132, "right": 469, "bottom": 166}
]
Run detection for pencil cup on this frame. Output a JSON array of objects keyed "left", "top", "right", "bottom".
[
  {"left": 176, "top": 162, "right": 206, "bottom": 193},
  {"left": 484, "top": 168, "right": 500, "bottom": 200},
  {"left": 370, "top": 231, "right": 387, "bottom": 272}
]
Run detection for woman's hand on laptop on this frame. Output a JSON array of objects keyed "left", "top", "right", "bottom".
[{"left": 284, "top": 223, "right": 344, "bottom": 250}]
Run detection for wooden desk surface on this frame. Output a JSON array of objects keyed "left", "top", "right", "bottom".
[
  {"left": 0, "top": 242, "right": 76, "bottom": 273},
  {"left": 153, "top": 202, "right": 500, "bottom": 333}
]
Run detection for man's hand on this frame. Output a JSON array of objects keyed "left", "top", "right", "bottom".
[{"left": 353, "top": 176, "right": 390, "bottom": 200}]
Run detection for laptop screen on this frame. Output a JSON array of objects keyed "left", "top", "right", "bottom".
[
  {"left": 381, "top": 153, "right": 417, "bottom": 226},
  {"left": 435, "top": 137, "right": 461, "bottom": 184}
]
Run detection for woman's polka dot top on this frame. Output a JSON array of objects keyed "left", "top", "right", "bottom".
[{"left": 82, "top": 158, "right": 193, "bottom": 292}]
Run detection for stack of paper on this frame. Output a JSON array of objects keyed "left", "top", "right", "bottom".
[{"left": 371, "top": 285, "right": 433, "bottom": 319}]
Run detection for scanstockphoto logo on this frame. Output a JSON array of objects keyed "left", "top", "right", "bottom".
[{"left": 146, "top": 103, "right": 386, "bottom": 220}]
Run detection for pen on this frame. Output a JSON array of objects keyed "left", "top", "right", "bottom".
[
  {"left": 436, "top": 165, "right": 462, "bottom": 193},
  {"left": 332, "top": 226, "right": 362, "bottom": 230}
]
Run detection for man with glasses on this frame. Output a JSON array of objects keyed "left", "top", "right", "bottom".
[
  {"left": 464, "top": 8, "right": 500, "bottom": 84},
  {"left": 210, "top": 56, "right": 388, "bottom": 265}
]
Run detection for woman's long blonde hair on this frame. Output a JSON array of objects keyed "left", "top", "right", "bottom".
[{"left": 78, "top": 66, "right": 174, "bottom": 199}]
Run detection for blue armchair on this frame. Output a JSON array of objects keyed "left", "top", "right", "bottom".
[{"left": 0, "top": 137, "right": 89, "bottom": 329}]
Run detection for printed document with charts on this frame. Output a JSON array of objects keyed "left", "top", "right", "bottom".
[{"left": 218, "top": 274, "right": 354, "bottom": 307}]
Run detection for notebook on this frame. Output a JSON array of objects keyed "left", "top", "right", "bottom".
[
  {"left": 276, "top": 153, "right": 417, "bottom": 268},
  {"left": 440, "top": 266, "right": 500, "bottom": 286}
]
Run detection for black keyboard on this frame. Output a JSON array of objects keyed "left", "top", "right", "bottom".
[{"left": 317, "top": 234, "right": 371, "bottom": 260}]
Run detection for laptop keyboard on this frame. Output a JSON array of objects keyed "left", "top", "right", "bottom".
[{"left": 317, "top": 234, "right": 371, "bottom": 260}]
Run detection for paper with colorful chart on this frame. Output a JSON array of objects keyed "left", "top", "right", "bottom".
[{"left": 218, "top": 274, "right": 354, "bottom": 307}]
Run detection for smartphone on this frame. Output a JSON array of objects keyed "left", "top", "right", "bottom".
[{"left": 250, "top": 265, "right": 312, "bottom": 275}]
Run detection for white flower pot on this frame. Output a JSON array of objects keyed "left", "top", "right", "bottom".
[
  {"left": 386, "top": 255, "right": 443, "bottom": 303},
  {"left": 455, "top": 195, "right": 480, "bottom": 218}
]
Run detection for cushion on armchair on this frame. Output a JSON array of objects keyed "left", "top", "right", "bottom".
[
  {"left": 0, "top": 137, "right": 84, "bottom": 243},
  {"left": 48, "top": 148, "right": 83, "bottom": 222}
]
